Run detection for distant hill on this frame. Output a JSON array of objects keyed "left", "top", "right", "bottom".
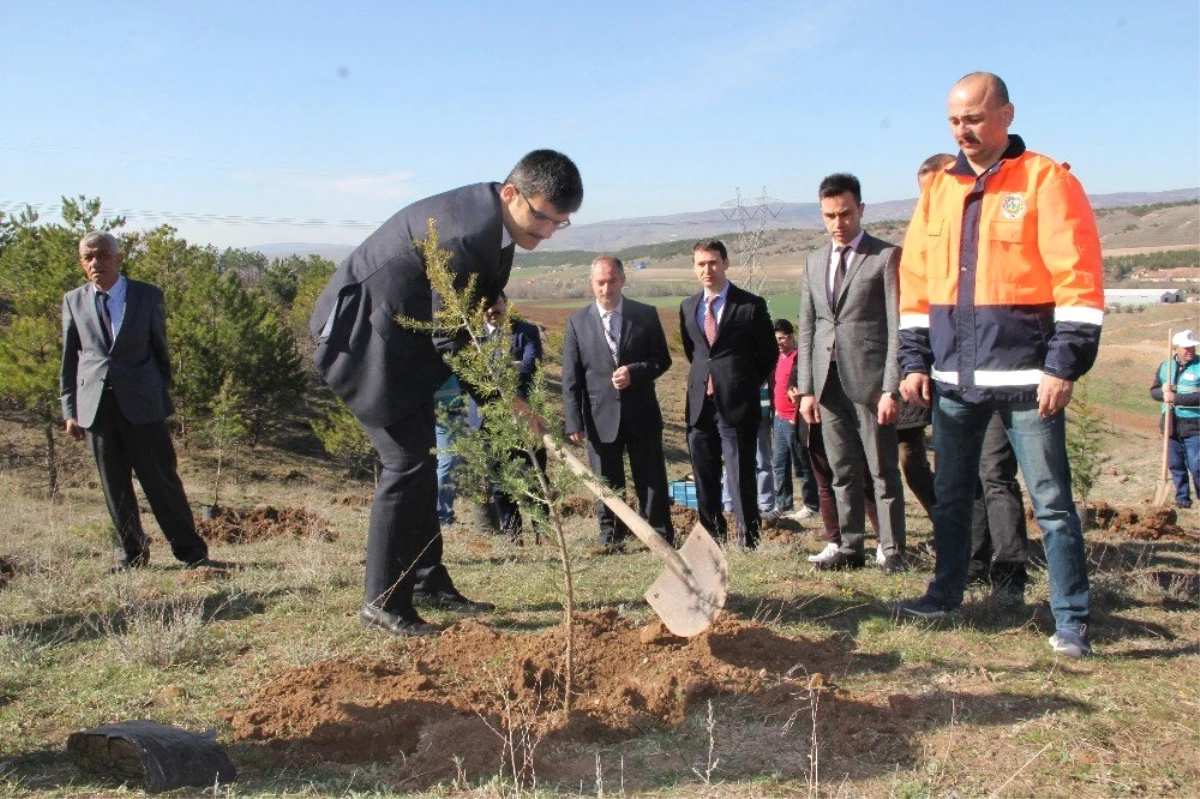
[{"left": 246, "top": 188, "right": 1198, "bottom": 262}]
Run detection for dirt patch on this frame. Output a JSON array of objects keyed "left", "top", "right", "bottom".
[
  {"left": 226, "top": 610, "right": 843, "bottom": 786},
  {"left": 198, "top": 506, "right": 336, "bottom": 545},
  {"left": 1087, "top": 502, "right": 1194, "bottom": 541}
]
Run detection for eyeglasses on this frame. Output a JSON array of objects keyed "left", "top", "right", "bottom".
[{"left": 518, "top": 191, "right": 571, "bottom": 230}]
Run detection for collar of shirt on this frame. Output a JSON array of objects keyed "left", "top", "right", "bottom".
[
  {"left": 93, "top": 275, "right": 128, "bottom": 338},
  {"left": 697, "top": 281, "right": 732, "bottom": 330},
  {"left": 827, "top": 230, "right": 865, "bottom": 296},
  {"left": 828, "top": 229, "right": 865, "bottom": 262},
  {"left": 596, "top": 299, "right": 624, "bottom": 319},
  {"left": 950, "top": 134, "right": 1027, "bottom": 178},
  {"left": 500, "top": 221, "right": 513, "bottom": 250}
]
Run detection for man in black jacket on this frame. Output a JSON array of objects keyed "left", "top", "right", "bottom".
[
  {"left": 310, "top": 150, "right": 582, "bottom": 636},
  {"left": 679, "top": 239, "right": 777, "bottom": 548}
]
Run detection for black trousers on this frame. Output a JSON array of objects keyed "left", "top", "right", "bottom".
[
  {"left": 687, "top": 397, "right": 760, "bottom": 548},
  {"left": 970, "top": 411, "right": 1029, "bottom": 587},
  {"left": 362, "top": 400, "right": 455, "bottom": 613},
  {"left": 87, "top": 390, "right": 207, "bottom": 565},
  {"left": 586, "top": 418, "right": 674, "bottom": 545}
]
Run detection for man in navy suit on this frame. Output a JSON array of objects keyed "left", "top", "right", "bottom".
[
  {"left": 679, "top": 239, "right": 778, "bottom": 548},
  {"left": 61, "top": 232, "right": 211, "bottom": 572},
  {"left": 310, "top": 150, "right": 582, "bottom": 636},
  {"left": 562, "top": 256, "right": 674, "bottom": 550}
]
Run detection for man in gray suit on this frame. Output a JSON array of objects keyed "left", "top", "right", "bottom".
[
  {"left": 61, "top": 232, "right": 211, "bottom": 572},
  {"left": 797, "top": 173, "right": 906, "bottom": 572},
  {"left": 311, "top": 150, "right": 582, "bottom": 637},
  {"left": 562, "top": 256, "right": 674, "bottom": 550}
]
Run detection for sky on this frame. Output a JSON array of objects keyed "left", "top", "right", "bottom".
[{"left": 2, "top": 0, "right": 1198, "bottom": 250}]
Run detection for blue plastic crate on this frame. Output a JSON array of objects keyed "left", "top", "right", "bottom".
[{"left": 669, "top": 480, "right": 698, "bottom": 509}]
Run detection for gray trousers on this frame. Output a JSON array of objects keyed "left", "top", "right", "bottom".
[{"left": 818, "top": 364, "right": 906, "bottom": 556}]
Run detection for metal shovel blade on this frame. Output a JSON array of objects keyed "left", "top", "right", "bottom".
[
  {"left": 645, "top": 522, "right": 729, "bottom": 637},
  {"left": 542, "top": 435, "right": 728, "bottom": 636}
]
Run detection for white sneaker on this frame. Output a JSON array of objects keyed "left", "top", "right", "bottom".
[
  {"left": 807, "top": 542, "right": 841, "bottom": 564},
  {"left": 876, "top": 544, "right": 886, "bottom": 565},
  {"left": 786, "top": 506, "right": 817, "bottom": 521}
]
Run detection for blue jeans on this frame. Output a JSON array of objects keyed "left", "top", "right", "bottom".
[
  {"left": 722, "top": 421, "right": 775, "bottom": 512},
  {"left": 434, "top": 418, "right": 460, "bottom": 523},
  {"left": 1168, "top": 432, "right": 1200, "bottom": 507},
  {"left": 928, "top": 394, "right": 1089, "bottom": 633},
  {"left": 771, "top": 415, "right": 818, "bottom": 512}
]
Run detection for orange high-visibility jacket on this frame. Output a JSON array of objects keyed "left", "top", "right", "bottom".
[{"left": 898, "top": 137, "right": 1105, "bottom": 402}]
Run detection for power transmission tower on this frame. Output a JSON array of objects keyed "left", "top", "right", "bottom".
[{"left": 720, "top": 187, "right": 782, "bottom": 296}]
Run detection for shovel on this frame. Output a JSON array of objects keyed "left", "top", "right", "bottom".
[
  {"left": 1153, "top": 329, "right": 1175, "bottom": 506},
  {"left": 543, "top": 435, "right": 728, "bottom": 637}
]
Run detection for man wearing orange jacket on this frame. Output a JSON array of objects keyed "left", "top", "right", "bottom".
[{"left": 896, "top": 72, "right": 1104, "bottom": 659}]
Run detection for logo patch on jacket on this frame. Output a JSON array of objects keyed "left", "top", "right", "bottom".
[{"left": 1000, "top": 194, "right": 1027, "bottom": 220}]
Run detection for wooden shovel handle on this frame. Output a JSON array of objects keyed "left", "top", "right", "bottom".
[{"left": 542, "top": 434, "right": 685, "bottom": 567}]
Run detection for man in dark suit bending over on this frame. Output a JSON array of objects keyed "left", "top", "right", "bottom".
[
  {"left": 562, "top": 256, "right": 674, "bottom": 551},
  {"left": 61, "top": 232, "right": 212, "bottom": 573},
  {"left": 679, "top": 239, "right": 778, "bottom": 548},
  {"left": 310, "top": 150, "right": 583, "bottom": 637}
]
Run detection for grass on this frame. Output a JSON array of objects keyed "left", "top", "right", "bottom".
[{"left": 0, "top": 305, "right": 1198, "bottom": 797}]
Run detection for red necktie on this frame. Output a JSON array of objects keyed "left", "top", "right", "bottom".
[{"left": 704, "top": 295, "right": 718, "bottom": 395}]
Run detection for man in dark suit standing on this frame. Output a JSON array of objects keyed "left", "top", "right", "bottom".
[
  {"left": 476, "top": 290, "right": 544, "bottom": 537},
  {"left": 562, "top": 256, "right": 674, "bottom": 550},
  {"left": 61, "top": 232, "right": 211, "bottom": 572},
  {"left": 797, "top": 173, "right": 906, "bottom": 572},
  {"left": 310, "top": 150, "right": 582, "bottom": 637},
  {"left": 679, "top": 239, "right": 777, "bottom": 548}
]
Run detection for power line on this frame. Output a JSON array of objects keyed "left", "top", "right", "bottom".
[{"left": 0, "top": 201, "right": 382, "bottom": 230}]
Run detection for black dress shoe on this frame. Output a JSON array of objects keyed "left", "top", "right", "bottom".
[
  {"left": 412, "top": 589, "right": 495, "bottom": 614},
  {"left": 359, "top": 604, "right": 437, "bottom": 637},
  {"left": 881, "top": 554, "right": 908, "bottom": 574},
  {"left": 814, "top": 549, "right": 866, "bottom": 571}
]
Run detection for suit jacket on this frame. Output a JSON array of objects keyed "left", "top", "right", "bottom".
[
  {"left": 509, "top": 318, "right": 543, "bottom": 400},
  {"left": 561, "top": 298, "right": 671, "bottom": 444},
  {"left": 310, "top": 182, "right": 514, "bottom": 429},
  {"left": 60, "top": 278, "right": 174, "bottom": 428},
  {"left": 679, "top": 283, "right": 777, "bottom": 428},
  {"left": 797, "top": 232, "right": 900, "bottom": 405}
]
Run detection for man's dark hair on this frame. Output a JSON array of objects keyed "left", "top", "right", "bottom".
[
  {"left": 592, "top": 255, "right": 624, "bottom": 275},
  {"left": 505, "top": 149, "right": 584, "bottom": 213},
  {"left": 692, "top": 238, "right": 728, "bottom": 261},
  {"left": 918, "top": 153, "right": 955, "bottom": 177},
  {"left": 818, "top": 173, "right": 862, "bottom": 204},
  {"left": 958, "top": 71, "right": 1010, "bottom": 105},
  {"left": 774, "top": 318, "right": 794, "bottom": 336}
]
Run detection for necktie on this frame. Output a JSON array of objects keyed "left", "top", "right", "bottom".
[
  {"left": 704, "top": 295, "right": 719, "bottom": 395},
  {"left": 96, "top": 290, "right": 114, "bottom": 349},
  {"left": 602, "top": 311, "right": 620, "bottom": 363},
  {"left": 830, "top": 246, "right": 849, "bottom": 307}
]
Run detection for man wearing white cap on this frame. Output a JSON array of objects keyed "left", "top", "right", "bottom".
[{"left": 1150, "top": 330, "right": 1200, "bottom": 509}]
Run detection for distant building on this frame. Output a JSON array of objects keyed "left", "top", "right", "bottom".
[{"left": 1105, "top": 288, "right": 1186, "bottom": 307}]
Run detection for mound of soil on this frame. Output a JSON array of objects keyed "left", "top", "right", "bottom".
[
  {"left": 226, "top": 610, "right": 847, "bottom": 785},
  {"left": 1086, "top": 502, "right": 1192, "bottom": 540},
  {"left": 198, "top": 506, "right": 335, "bottom": 545}
]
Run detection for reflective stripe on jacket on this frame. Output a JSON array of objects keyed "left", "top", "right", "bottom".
[{"left": 898, "top": 137, "right": 1105, "bottom": 403}]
